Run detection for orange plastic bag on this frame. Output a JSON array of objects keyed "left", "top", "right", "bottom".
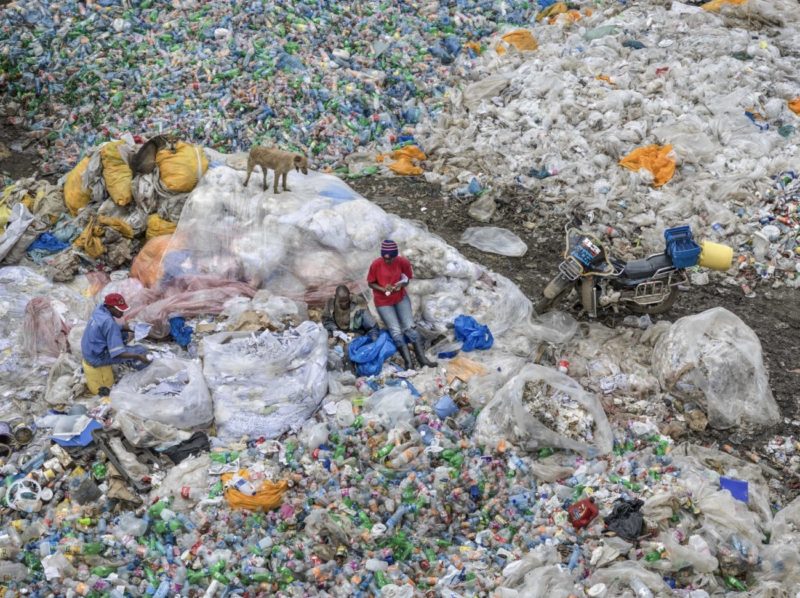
[
  {"left": 702, "top": 0, "right": 747, "bottom": 10},
  {"left": 64, "top": 156, "right": 92, "bottom": 216},
  {"left": 131, "top": 234, "right": 173, "bottom": 288},
  {"left": 445, "top": 355, "right": 489, "bottom": 385},
  {"left": 100, "top": 141, "right": 134, "bottom": 207},
  {"left": 495, "top": 30, "right": 538, "bottom": 55},
  {"left": 536, "top": 2, "right": 567, "bottom": 22},
  {"left": 619, "top": 144, "right": 676, "bottom": 188},
  {"left": 387, "top": 145, "right": 426, "bottom": 176},
  {"left": 789, "top": 98, "right": 800, "bottom": 116},
  {"left": 222, "top": 471, "right": 288, "bottom": 512}
]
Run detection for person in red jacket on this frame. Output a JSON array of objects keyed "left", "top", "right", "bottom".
[{"left": 367, "top": 239, "right": 437, "bottom": 371}]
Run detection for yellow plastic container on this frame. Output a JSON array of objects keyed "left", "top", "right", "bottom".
[
  {"left": 82, "top": 360, "right": 114, "bottom": 395},
  {"left": 698, "top": 240, "right": 733, "bottom": 271}
]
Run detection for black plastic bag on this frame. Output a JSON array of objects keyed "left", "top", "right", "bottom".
[{"left": 604, "top": 497, "right": 644, "bottom": 541}]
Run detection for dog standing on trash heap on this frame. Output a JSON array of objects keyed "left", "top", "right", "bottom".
[
  {"left": 244, "top": 146, "right": 309, "bottom": 193},
  {"left": 129, "top": 134, "right": 178, "bottom": 176}
]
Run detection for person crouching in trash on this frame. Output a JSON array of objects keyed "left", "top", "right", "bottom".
[
  {"left": 367, "top": 239, "right": 437, "bottom": 371},
  {"left": 81, "top": 293, "right": 151, "bottom": 375},
  {"left": 322, "top": 285, "right": 380, "bottom": 340}
]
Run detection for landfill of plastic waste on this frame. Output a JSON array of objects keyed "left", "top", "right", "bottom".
[
  {"left": 416, "top": 0, "right": 800, "bottom": 295},
  {"left": 1, "top": 0, "right": 800, "bottom": 596},
  {"left": 0, "top": 146, "right": 798, "bottom": 596}
]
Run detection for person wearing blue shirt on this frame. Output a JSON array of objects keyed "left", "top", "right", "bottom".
[{"left": 81, "top": 293, "right": 150, "bottom": 368}]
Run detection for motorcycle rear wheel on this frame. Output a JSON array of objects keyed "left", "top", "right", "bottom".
[{"left": 628, "top": 287, "right": 679, "bottom": 315}]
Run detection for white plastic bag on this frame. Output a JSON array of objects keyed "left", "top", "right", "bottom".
[
  {"left": 474, "top": 364, "right": 613, "bottom": 456},
  {"left": 652, "top": 307, "right": 779, "bottom": 429},
  {"left": 111, "top": 358, "right": 213, "bottom": 430},
  {"left": 363, "top": 386, "right": 415, "bottom": 428},
  {"left": 460, "top": 226, "right": 528, "bottom": 257},
  {"left": 202, "top": 321, "right": 328, "bottom": 440}
]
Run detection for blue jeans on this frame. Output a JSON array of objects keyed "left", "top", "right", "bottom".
[{"left": 376, "top": 295, "right": 418, "bottom": 345}]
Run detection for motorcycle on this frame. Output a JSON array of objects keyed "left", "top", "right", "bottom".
[{"left": 535, "top": 224, "right": 733, "bottom": 317}]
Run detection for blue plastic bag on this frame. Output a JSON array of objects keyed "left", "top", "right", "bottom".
[
  {"left": 348, "top": 331, "right": 397, "bottom": 376},
  {"left": 453, "top": 315, "right": 493, "bottom": 352},
  {"left": 169, "top": 316, "right": 194, "bottom": 349}
]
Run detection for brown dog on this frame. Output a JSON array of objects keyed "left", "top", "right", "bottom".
[
  {"left": 244, "top": 146, "right": 309, "bottom": 193},
  {"left": 130, "top": 134, "right": 178, "bottom": 175}
]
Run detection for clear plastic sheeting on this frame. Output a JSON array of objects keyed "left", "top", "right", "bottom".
[
  {"left": 111, "top": 359, "right": 213, "bottom": 431},
  {"left": 460, "top": 226, "right": 528, "bottom": 257},
  {"left": 652, "top": 307, "right": 779, "bottom": 429},
  {"left": 201, "top": 321, "right": 328, "bottom": 441},
  {"left": 152, "top": 167, "right": 573, "bottom": 355},
  {"left": 474, "top": 364, "right": 614, "bottom": 456}
]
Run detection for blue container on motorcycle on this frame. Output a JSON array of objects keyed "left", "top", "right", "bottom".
[{"left": 664, "top": 225, "right": 701, "bottom": 269}]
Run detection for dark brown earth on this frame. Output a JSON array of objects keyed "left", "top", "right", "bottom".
[{"left": 348, "top": 176, "right": 800, "bottom": 485}]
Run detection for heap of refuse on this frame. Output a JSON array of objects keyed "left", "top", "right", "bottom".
[
  {"left": 0, "top": 146, "right": 796, "bottom": 596},
  {"left": 416, "top": 0, "right": 800, "bottom": 292},
  {"left": 0, "top": 0, "right": 541, "bottom": 177}
]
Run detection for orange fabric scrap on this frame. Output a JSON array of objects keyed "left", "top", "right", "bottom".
[{"left": 619, "top": 145, "right": 676, "bottom": 188}]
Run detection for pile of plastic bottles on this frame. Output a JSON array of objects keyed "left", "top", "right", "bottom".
[{"left": 0, "top": 0, "right": 540, "bottom": 176}]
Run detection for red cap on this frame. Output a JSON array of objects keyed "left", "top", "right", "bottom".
[{"left": 104, "top": 293, "right": 130, "bottom": 312}]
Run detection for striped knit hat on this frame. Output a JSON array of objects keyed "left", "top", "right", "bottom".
[{"left": 380, "top": 239, "right": 399, "bottom": 257}]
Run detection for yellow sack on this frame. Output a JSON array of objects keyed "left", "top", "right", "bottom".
[
  {"left": 387, "top": 145, "right": 426, "bottom": 176},
  {"left": 73, "top": 216, "right": 134, "bottom": 259},
  {"left": 64, "top": 156, "right": 92, "bottom": 216},
  {"left": 495, "top": 30, "right": 538, "bottom": 55},
  {"left": 98, "top": 215, "right": 134, "bottom": 239},
  {"left": 222, "top": 470, "right": 288, "bottom": 512},
  {"left": 83, "top": 360, "right": 114, "bottom": 395},
  {"left": 702, "top": 0, "right": 747, "bottom": 10},
  {"left": 619, "top": 144, "right": 676, "bottom": 188},
  {"left": 100, "top": 141, "right": 134, "bottom": 207},
  {"left": 156, "top": 142, "right": 208, "bottom": 193},
  {"left": 789, "top": 98, "right": 800, "bottom": 116},
  {"left": 73, "top": 217, "right": 106, "bottom": 259},
  {"left": 146, "top": 214, "right": 177, "bottom": 240}
]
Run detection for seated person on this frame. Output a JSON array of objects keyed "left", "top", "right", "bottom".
[
  {"left": 322, "top": 285, "right": 379, "bottom": 341},
  {"left": 81, "top": 293, "right": 151, "bottom": 369}
]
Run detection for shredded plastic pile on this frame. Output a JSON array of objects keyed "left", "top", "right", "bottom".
[{"left": 417, "top": 0, "right": 800, "bottom": 287}]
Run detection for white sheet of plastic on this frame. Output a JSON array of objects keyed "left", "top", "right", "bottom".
[
  {"left": 0, "top": 203, "right": 35, "bottom": 262},
  {"left": 460, "top": 226, "right": 528, "bottom": 257},
  {"left": 111, "top": 358, "right": 213, "bottom": 430},
  {"left": 157, "top": 166, "right": 575, "bottom": 360},
  {"left": 201, "top": 321, "right": 328, "bottom": 441}
]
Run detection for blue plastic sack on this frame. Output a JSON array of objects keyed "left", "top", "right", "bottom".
[
  {"left": 27, "top": 232, "right": 69, "bottom": 255},
  {"left": 453, "top": 315, "right": 494, "bottom": 352},
  {"left": 348, "top": 331, "right": 397, "bottom": 377},
  {"left": 169, "top": 316, "right": 194, "bottom": 349},
  {"left": 434, "top": 395, "right": 459, "bottom": 419}
]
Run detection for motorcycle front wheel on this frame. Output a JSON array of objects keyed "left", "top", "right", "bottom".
[
  {"left": 534, "top": 275, "right": 573, "bottom": 315},
  {"left": 628, "top": 287, "right": 679, "bottom": 315}
]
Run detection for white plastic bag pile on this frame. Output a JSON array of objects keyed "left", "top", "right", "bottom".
[{"left": 417, "top": 0, "right": 800, "bottom": 263}]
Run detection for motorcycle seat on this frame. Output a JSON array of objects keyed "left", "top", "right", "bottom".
[{"left": 621, "top": 253, "right": 675, "bottom": 281}]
